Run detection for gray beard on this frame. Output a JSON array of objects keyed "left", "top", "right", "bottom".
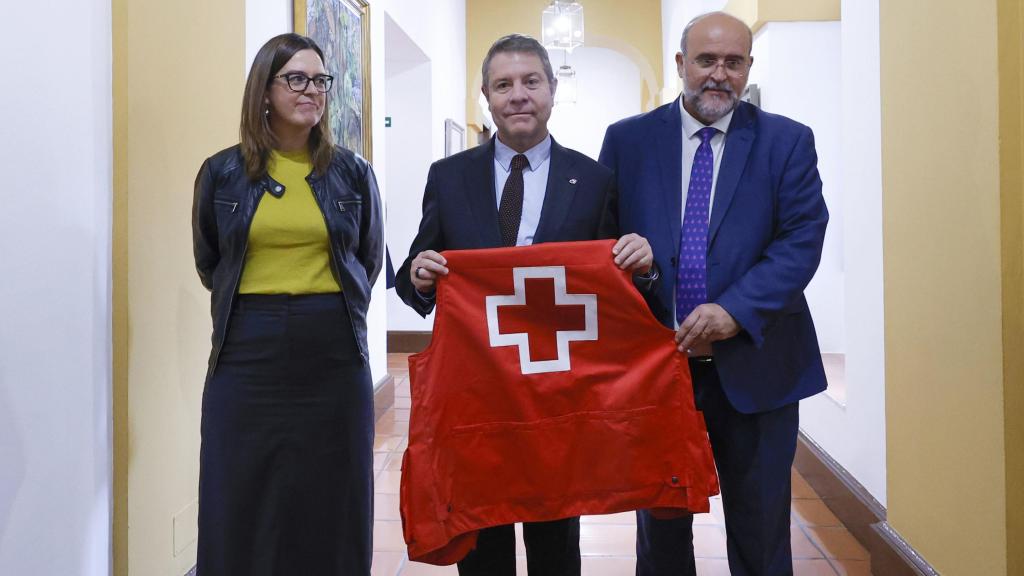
[{"left": 684, "top": 85, "right": 739, "bottom": 123}]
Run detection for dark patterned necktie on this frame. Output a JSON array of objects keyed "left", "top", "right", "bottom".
[
  {"left": 676, "top": 127, "right": 718, "bottom": 324},
  {"left": 498, "top": 154, "right": 529, "bottom": 247}
]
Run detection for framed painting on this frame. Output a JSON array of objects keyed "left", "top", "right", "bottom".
[
  {"left": 444, "top": 119, "right": 465, "bottom": 157},
  {"left": 295, "top": 0, "right": 372, "bottom": 161}
]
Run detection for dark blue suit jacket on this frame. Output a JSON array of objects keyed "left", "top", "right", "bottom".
[
  {"left": 397, "top": 137, "right": 619, "bottom": 317},
  {"left": 599, "top": 100, "right": 828, "bottom": 414}
]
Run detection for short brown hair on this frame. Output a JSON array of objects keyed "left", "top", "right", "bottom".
[
  {"left": 481, "top": 34, "right": 556, "bottom": 89},
  {"left": 240, "top": 33, "right": 334, "bottom": 180}
]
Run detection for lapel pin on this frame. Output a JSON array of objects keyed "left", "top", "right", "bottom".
[{"left": 569, "top": 178, "right": 578, "bottom": 185}]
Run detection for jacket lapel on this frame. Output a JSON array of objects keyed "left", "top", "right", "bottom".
[
  {"left": 532, "top": 138, "right": 577, "bottom": 244},
  {"left": 709, "top": 102, "right": 755, "bottom": 247},
  {"left": 463, "top": 139, "right": 503, "bottom": 248},
  {"left": 657, "top": 100, "right": 684, "bottom": 248}
]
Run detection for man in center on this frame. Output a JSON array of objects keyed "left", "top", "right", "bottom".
[{"left": 396, "top": 34, "right": 655, "bottom": 575}]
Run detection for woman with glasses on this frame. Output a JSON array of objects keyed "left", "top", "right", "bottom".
[{"left": 192, "top": 33, "right": 382, "bottom": 575}]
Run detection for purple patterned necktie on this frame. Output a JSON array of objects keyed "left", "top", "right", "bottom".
[{"left": 676, "top": 126, "right": 718, "bottom": 325}]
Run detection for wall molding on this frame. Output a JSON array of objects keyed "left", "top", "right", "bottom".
[
  {"left": 388, "top": 330, "right": 432, "bottom": 353},
  {"left": 725, "top": 0, "right": 841, "bottom": 33},
  {"left": 872, "top": 521, "right": 941, "bottom": 576},
  {"left": 794, "top": 433, "right": 938, "bottom": 576}
]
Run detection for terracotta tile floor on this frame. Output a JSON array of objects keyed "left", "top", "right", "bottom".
[{"left": 374, "top": 354, "right": 871, "bottom": 575}]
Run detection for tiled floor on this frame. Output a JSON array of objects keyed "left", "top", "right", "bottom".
[{"left": 373, "top": 354, "right": 871, "bottom": 575}]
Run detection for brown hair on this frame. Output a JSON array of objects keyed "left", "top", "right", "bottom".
[
  {"left": 481, "top": 34, "right": 556, "bottom": 88},
  {"left": 240, "top": 33, "right": 334, "bottom": 180}
]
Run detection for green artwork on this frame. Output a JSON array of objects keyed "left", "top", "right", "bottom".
[{"left": 306, "top": 0, "right": 367, "bottom": 157}]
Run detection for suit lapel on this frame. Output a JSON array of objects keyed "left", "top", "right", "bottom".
[
  {"left": 709, "top": 102, "right": 755, "bottom": 247},
  {"left": 463, "top": 139, "right": 503, "bottom": 248},
  {"left": 532, "top": 138, "right": 577, "bottom": 244},
  {"left": 657, "top": 100, "right": 684, "bottom": 248}
]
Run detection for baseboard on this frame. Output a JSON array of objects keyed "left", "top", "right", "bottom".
[
  {"left": 388, "top": 330, "right": 431, "bottom": 353},
  {"left": 872, "top": 521, "right": 941, "bottom": 575},
  {"left": 794, "top": 432, "right": 938, "bottom": 576},
  {"left": 374, "top": 374, "right": 395, "bottom": 423}
]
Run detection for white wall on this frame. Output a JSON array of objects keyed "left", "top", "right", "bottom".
[
  {"left": 548, "top": 47, "right": 642, "bottom": 161},
  {"left": 375, "top": 0, "right": 467, "bottom": 333},
  {"left": 800, "top": 1, "right": 887, "bottom": 504},
  {"left": 246, "top": 0, "right": 293, "bottom": 73},
  {"left": 748, "top": 16, "right": 887, "bottom": 505},
  {"left": 0, "top": 0, "right": 112, "bottom": 574},
  {"left": 384, "top": 14, "right": 436, "bottom": 333},
  {"left": 661, "top": 0, "right": 728, "bottom": 102},
  {"left": 375, "top": 0, "right": 467, "bottom": 166},
  {"left": 748, "top": 21, "right": 845, "bottom": 353}
]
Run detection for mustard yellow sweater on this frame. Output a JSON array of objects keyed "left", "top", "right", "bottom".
[{"left": 238, "top": 150, "right": 340, "bottom": 294}]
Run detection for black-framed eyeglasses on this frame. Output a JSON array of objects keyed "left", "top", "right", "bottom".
[{"left": 274, "top": 73, "right": 334, "bottom": 93}]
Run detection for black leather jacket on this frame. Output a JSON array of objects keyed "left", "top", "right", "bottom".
[{"left": 192, "top": 144, "right": 383, "bottom": 379}]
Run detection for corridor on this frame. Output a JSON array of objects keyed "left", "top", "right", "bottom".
[{"left": 370, "top": 355, "right": 872, "bottom": 575}]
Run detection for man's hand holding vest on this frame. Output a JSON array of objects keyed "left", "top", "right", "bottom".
[
  {"left": 410, "top": 250, "right": 448, "bottom": 295},
  {"left": 612, "top": 233, "right": 653, "bottom": 275},
  {"left": 676, "top": 303, "right": 741, "bottom": 355}
]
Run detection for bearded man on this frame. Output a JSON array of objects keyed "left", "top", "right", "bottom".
[{"left": 599, "top": 12, "right": 829, "bottom": 576}]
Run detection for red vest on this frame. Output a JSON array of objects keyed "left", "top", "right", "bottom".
[{"left": 400, "top": 240, "right": 718, "bottom": 565}]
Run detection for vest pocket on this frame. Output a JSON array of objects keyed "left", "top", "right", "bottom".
[{"left": 438, "top": 405, "right": 697, "bottom": 517}]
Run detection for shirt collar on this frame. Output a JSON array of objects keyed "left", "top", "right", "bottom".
[
  {"left": 679, "top": 95, "right": 734, "bottom": 140},
  {"left": 494, "top": 134, "right": 552, "bottom": 172}
]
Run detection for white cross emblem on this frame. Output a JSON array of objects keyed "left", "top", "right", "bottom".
[{"left": 485, "top": 266, "right": 598, "bottom": 375}]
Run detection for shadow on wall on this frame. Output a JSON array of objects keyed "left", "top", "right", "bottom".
[
  {"left": 0, "top": 371, "right": 25, "bottom": 548},
  {"left": 85, "top": 256, "right": 112, "bottom": 572},
  {"left": 178, "top": 286, "right": 209, "bottom": 424}
]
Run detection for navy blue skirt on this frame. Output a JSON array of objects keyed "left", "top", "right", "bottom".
[{"left": 197, "top": 293, "right": 373, "bottom": 576}]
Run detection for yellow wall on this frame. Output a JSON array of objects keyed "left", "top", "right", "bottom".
[
  {"left": 113, "top": 0, "right": 245, "bottom": 574},
  {"left": 465, "top": 0, "right": 662, "bottom": 132},
  {"left": 999, "top": 0, "right": 1024, "bottom": 573},
  {"left": 724, "top": 0, "right": 840, "bottom": 32},
  {"left": 881, "top": 1, "right": 1010, "bottom": 573}
]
